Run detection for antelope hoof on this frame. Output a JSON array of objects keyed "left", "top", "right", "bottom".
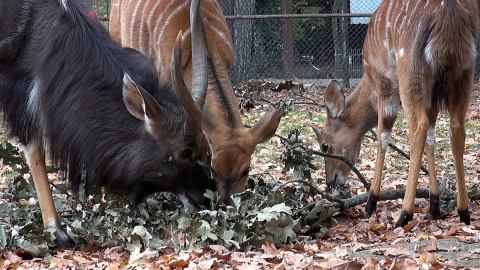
[
  {"left": 395, "top": 211, "right": 413, "bottom": 227},
  {"left": 365, "top": 194, "right": 378, "bottom": 217},
  {"left": 428, "top": 196, "right": 441, "bottom": 220},
  {"left": 54, "top": 227, "right": 75, "bottom": 250},
  {"left": 458, "top": 209, "right": 471, "bottom": 225}
]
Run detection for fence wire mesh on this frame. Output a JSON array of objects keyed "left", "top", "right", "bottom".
[{"left": 93, "top": 0, "right": 480, "bottom": 87}]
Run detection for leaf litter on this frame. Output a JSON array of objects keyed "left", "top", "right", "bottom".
[{"left": 1, "top": 81, "right": 480, "bottom": 268}]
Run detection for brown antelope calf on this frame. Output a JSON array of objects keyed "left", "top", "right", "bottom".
[
  {"left": 314, "top": 0, "right": 479, "bottom": 227},
  {"left": 110, "top": 0, "right": 284, "bottom": 204}
]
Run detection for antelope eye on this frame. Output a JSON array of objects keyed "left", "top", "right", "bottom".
[
  {"left": 321, "top": 142, "right": 329, "bottom": 153},
  {"left": 180, "top": 149, "right": 192, "bottom": 159},
  {"left": 241, "top": 167, "right": 250, "bottom": 177}
]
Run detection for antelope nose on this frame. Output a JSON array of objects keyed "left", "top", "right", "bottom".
[{"left": 221, "top": 180, "right": 235, "bottom": 206}]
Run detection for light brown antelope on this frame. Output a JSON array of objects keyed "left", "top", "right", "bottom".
[
  {"left": 110, "top": 0, "right": 284, "bottom": 204},
  {"left": 314, "top": 0, "right": 479, "bottom": 227}
]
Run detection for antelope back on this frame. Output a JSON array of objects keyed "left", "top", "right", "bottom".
[
  {"left": 110, "top": 0, "right": 234, "bottom": 85},
  {"left": 362, "top": 0, "right": 479, "bottom": 92}
]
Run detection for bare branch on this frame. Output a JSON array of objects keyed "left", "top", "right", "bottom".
[
  {"left": 307, "top": 147, "right": 370, "bottom": 190},
  {"left": 367, "top": 130, "right": 429, "bottom": 175}
]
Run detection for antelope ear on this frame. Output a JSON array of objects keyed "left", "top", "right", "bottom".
[
  {"left": 249, "top": 104, "right": 284, "bottom": 144},
  {"left": 122, "top": 73, "right": 163, "bottom": 123},
  {"left": 324, "top": 80, "right": 345, "bottom": 118}
]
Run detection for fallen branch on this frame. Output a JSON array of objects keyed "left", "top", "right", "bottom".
[
  {"left": 339, "top": 188, "right": 430, "bottom": 209},
  {"left": 290, "top": 91, "right": 324, "bottom": 108},
  {"left": 292, "top": 182, "right": 480, "bottom": 216}
]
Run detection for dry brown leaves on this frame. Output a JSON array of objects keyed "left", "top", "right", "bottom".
[{"left": 3, "top": 83, "right": 480, "bottom": 269}]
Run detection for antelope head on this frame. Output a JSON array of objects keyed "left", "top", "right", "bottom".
[
  {"left": 312, "top": 80, "right": 365, "bottom": 187},
  {"left": 171, "top": 0, "right": 284, "bottom": 205}
]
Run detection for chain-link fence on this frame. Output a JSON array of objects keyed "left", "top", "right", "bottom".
[
  {"left": 218, "top": 0, "right": 381, "bottom": 87},
  {"left": 93, "top": 0, "right": 480, "bottom": 87}
]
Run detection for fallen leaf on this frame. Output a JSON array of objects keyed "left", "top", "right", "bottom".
[
  {"left": 262, "top": 241, "right": 280, "bottom": 255},
  {"left": 389, "top": 257, "right": 420, "bottom": 270},
  {"left": 418, "top": 252, "right": 438, "bottom": 264},
  {"left": 367, "top": 224, "right": 383, "bottom": 232},
  {"left": 416, "top": 239, "right": 437, "bottom": 253}
]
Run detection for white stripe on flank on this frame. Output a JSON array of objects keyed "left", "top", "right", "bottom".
[
  {"left": 155, "top": 0, "right": 189, "bottom": 69},
  {"left": 137, "top": 0, "right": 151, "bottom": 53},
  {"left": 130, "top": 0, "right": 144, "bottom": 48},
  {"left": 182, "top": 28, "right": 191, "bottom": 39},
  {"left": 120, "top": 1, "right": 129, "bottom": 43},
  {"left": 424, "top": 0, "right": 430, "bottom": 9},
  {"left": 410, "top": 0, "right": 422, "bottom": 25},
  {"left": 146, "top": 0, "right": 162, "bottom": 57},
  {"left": 153, "top": 0, "right": 176, "bottom": 40},
  {"left": 393, "top": 0, "right": 402, "bottom": 27},
  {"left": 156, "top": 0, "right": 189, "bottom": 43},
  {"left": 384, "top": 0, "right": 394, "bottom": 50},
  {"left": 204, "top": 10, "right": 234, "bottom": 52}
]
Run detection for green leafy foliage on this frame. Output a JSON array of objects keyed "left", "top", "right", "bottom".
[
  {"left": 281, "top": 129, "right": 317, "bottom": 181},
  {"left": 0, "top": 137, "right": 336, "bottom": 257}
]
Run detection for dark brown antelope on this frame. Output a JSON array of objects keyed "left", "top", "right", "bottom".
[
  {"left": 110, "top": 0, "right": 284, "bottom": 204},
  {"left": 314, "top": 0, "right": 479, "bottom": 227},
  {"left": 0, "top": 0, "right": 213, "bottom": 248}
]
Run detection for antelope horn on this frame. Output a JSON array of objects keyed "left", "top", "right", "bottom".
[
  {"left": 171, "top": 0, "right": 209, "bottom": 136},
  {"left": 190, "top": 0, "right": 208, "bottom": 110},
  {"left": 172, "top": 31, "right": 202, "bottom": 134}
]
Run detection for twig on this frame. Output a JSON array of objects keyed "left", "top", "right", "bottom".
[
  {"left": 258, "top": 97, "right": 275, "bottom": 105},
  {"left": 272, "top": 132, "right": 370, "bottom": 189},
  {"left": 368, "top": 130, "right": 429, "bottom": 175},
  {"left": 307, "top": 147, "right": 370, "bottom": 190},
  {"left": 292, "top": 101, "right": 324, "bottom": 106},
  {"left": 290, "top": 93, "right": 324, "bottom": 108}
]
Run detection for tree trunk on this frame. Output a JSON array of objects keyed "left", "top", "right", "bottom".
[
  {"left": 332, "top": 0, "right": 350, "bottom": 87},
  {"left": 229, "top": 0, "right": 255, "bottom": 83},
  {"left": 282, "top": 0, "right": 295, "bottom": 79},
  {"left": 217, "top": 0, "right": 233, "bottom": 16}
]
